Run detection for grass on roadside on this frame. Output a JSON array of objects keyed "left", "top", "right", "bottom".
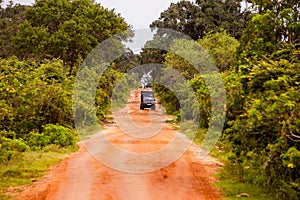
[
  {"left": 214, "top": 178, "right": 277, "bottom": 200},
  {"left": 0, "top": 145, "right": 78, "bottom": 199}
]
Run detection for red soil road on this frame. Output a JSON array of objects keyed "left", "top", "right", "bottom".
[{"left": 13, "top": 90, "right": 223, "bottom": 200}]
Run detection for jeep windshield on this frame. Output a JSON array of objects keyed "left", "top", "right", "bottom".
[
  {"left": 143, "top": 96, "right": 154, "bottom": 101},
  {"left": 142, "top": 92, "right": 154, "bottom": 100}
]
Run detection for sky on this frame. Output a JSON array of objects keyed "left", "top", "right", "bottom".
[{"left": 1, "top": 0, "right": 195, "bottom": 29}]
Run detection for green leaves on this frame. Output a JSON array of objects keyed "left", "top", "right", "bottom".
[
  {"left": 226, "top": 43, "right": 300, "bottom": 198},
  {"left": 198, "top": 31, "right": 240, "bottom": 72},
  {"left": 13, "top": 21, "right": 51, "bottom": 59},
  {"left": 12, "top": 0, "right": 128, "bottom": 73},
  {"left": 26, "top": 124, "right": 75, "bottom": 150},
  {"left": 238, "top": 1, "right": 299, "bottom": 63},
  {"left": 0, "top": 58, "right": 73, "bottom": 135},
  {"left": 221, "top": 3, "right": 299, "bottom": 193},
  {"left": 281, "top": 147, "right": 300, "bottom": 169},
  {"left": 151, "top": 0, "right": 249, "bottom": 40}
]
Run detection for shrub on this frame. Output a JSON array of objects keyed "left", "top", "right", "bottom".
[
  {"left": 26, "top": 131, "right": 50, "bottom": 150},
  {"left": 26, "top": 124, "right": 76, "bottom": 149},
  {"left": 0, "top": 131, "right": 30, "bottom": 162}
]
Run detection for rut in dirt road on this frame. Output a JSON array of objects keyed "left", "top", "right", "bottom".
[{"left": 16, "top": 90, "right": 223, "bottom": 200}]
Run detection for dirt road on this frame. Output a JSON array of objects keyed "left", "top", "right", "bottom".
[{"left": 15, "top": 90, "right": 223, "bottom": 200}]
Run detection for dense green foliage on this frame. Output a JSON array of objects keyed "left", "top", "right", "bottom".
[
  {"left": 27, "top": 124, "right": 75, "bottom": 149},
  {"left": 0, "top": 130, "right": 29, "bottom": 162},
  {"left": 225, "top": 46, "right": 300, "bottom": 199},
  {"left": 0, "top": 58, "right": 74, "bottom": 161},
  {"left": 151, "top": 0, "right": 249, "bottom": 40},
  {"left": 222, "top": 0, "right": 300, "bottom": 198},
  {"left": 9, "top": 0, "right": 128, "bottom": 74},
  {"left": 198, "top": 31, "right": 240, "bottom": 72},
  {"left": 0, "top": 58, "right": 73, "bottom": 134},
  {"left": 0, "top": 56, "right": 125, "bottom": 160},
  {"left": 0, "top": 0, "right": 129, "bottom": 167},
  {"left": 0, "top": 0, "right": 299, "bottom": 198},
  {"left": 151, "top": 0, "right": 300, "bottom": 199}
]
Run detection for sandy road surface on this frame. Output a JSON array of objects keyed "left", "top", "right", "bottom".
[{"left": 13, "top": 90, "right": 223, "bottom": 200}]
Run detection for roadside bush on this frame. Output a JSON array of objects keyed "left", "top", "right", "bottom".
[
  {"left": 0, "top": 131, "right": 29, "bottom": 162},
  {"left": 26, "top": 131, "right": 50, "bottom": 150},
  {"left": 0, "top": 58, "right": 74, "bottom": 136},
  {"left": 42, "top": 124, "right": 75, "bottom": 147},
  {"left": 225, "top": 47, "right": 300, "bottom": 199},
  {"left": 26, "top": 124, "right": 76, "bottom": 150}
]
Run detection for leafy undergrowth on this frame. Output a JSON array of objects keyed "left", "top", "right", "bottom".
[
  {"left": 180, "top": 127, "right": 280, "bottom": 200},
  {"left": 214, "top": 178, "right": 278, "bottom": 200},
  {"left": 0, "top": 146, "right": 78, "bottom": 199},
  {"left": 211, "top": 142, "right": 281, "bottom": 200}
]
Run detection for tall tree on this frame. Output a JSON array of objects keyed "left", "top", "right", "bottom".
[
  {"left": 12, "top": 0, "right": 129, "bottom": 74},
  {"left": 150, "top": 1, "right": 204, "bottom": 40},
  {"left": 238, "top": 0, "right": 300, "bottom": 64},
  {"left": 196, "top": 0, "right": 249, "bottom": 39},
  {"left": 151, "top": 0, "right": 249, "bottom": 40}
]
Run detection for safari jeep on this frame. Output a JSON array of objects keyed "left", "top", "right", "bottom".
[{"left": 140, "top": 90, "right": 155, "bottom": 110}]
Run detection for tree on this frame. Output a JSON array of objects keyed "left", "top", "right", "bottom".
[
  {"left": 12, "top": 0, "right": 129, "bottom": 74},
  {"left": 237, "top": 0, "right": 300, "bottom": 63},
  {"left": 0, "top": 2, "right": 29, "bottom": 58},
  {"left": 198, "top": 31, "right": 240, "bottom": 72},
  {"left": 224, "top": 1, "right": 300, "bottom": 197},
  {"left": 226, "top": 46, "right": 300, "bottom": 198},
  {"left": 150, "top": 1, "right": 204, "bottom": 40},
  {"left": 196, "top": 0, "right": 249, "bottom": 39},
  {"left": 111, "top": 49, "right": 140, "bottom": 73},
  {"left": 151, "top": 0, "right": 249, "bottom": 40}
]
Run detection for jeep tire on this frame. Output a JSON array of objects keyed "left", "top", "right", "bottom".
[{"left": 140, "top": 104, "right": 144, "bottom": 110}]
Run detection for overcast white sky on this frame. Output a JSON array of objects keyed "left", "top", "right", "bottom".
[{"left": 1, "top": 0, "right": 195, "bottom": 29}]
